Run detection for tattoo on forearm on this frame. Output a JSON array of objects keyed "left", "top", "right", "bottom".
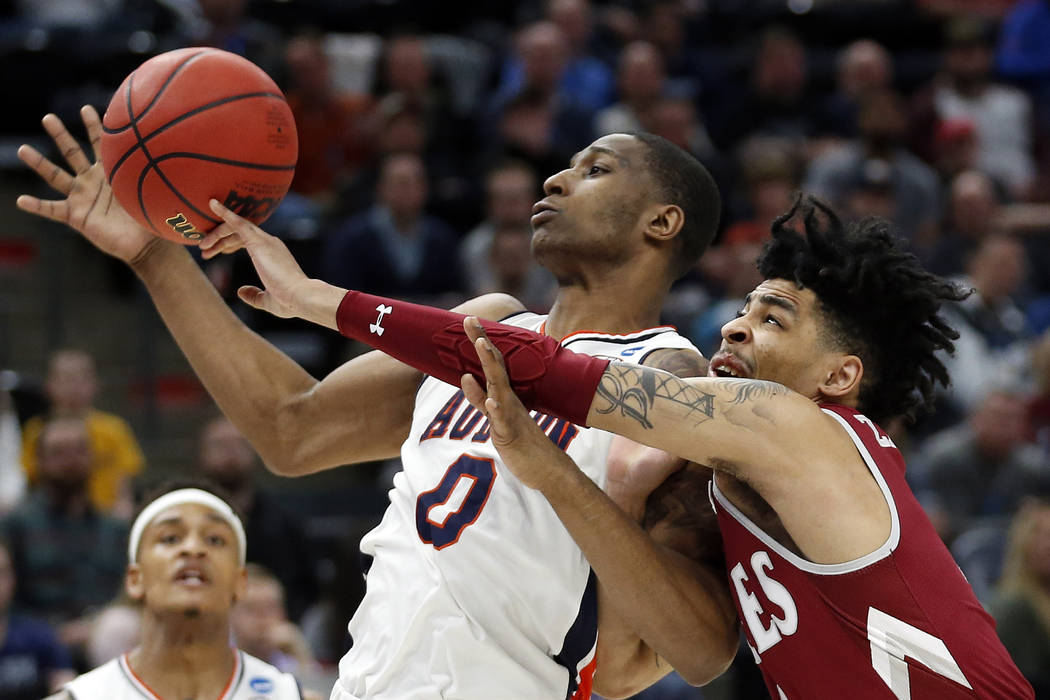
[
  {"left": 594, "top": 364, "right": 715, "bottom": 429},
  {"left": 719, "top": 378, "right": 787, "bottom": 405},
  {"left": 594, "top": 365, "right": 788, "bottom": 430}
]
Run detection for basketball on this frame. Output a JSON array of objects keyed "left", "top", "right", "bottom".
[{"left": 100, "top": 48, "right": 298, "bottom": 244}]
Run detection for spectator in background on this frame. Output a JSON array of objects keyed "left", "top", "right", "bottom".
[
  {"left": 160, "top": 0, "right": 283, "bottom": 77},
  {"left": 941, "top": 233, "right": 1033, "bottom": 412},
  {"left": 595, "top": 40, "right": 666, "bottom": 136},
  {"left": 0, "top": 387, "right": 25, "bottom": 516},
  {"left": 284, "top": 33, "right": 374, "bottom": 205},
  {"left": 323, "top": 152, "right": 464, "bottom": 305},
  {"left": 0, "top": 537, "right": 74, "bottom": 700},
  {"left": 642, "top": 97, "right": 722, "bottom": 183},
  {"left": 714, "top": 27, "right": 819, "bottom": 150},
  {"left": 497, "top": 3, "right": 614, "bottom": 118},
  {"left": 231, "top": 564, "right": 317, "bottom": 676},
  {"left": 805, "top": 89, "right": 940, "bottom": 245},
  {"left": 912, "top": 391, "right": 1050, "bottom": 543},
  {"left": 488, "top": 22, "right": 595, "bottom": 171},
  {"left": 197, "top": 416, "right": 318, "bottom": 623},
  {"left": 819, "top": 39, "right": 894, "bottom": 139},
  {"left": 1027, "top": 330, "right": 1050, "bottom": 454},
  {"left": 21, "top": 349, "right": 144, "bottom": 520},
  {"left": 545, "top": 0, "right": 615, "bottom": 113},
  {"left": 2, "top": 417, "right": 127, "bottom": 655},
  {"left": 931, "top": 118, "right": 980, "bottom": 189},
  {"left": 988, "top": 499, "right": 1050, "bottom": 697},
  {"left": 913, "top": 17, "right": 1036, "bottom": 199},
  {"left": 461, "top": 161, "right": 554, "bottom": 309},
  {"left": 482, "top": 223, "right": 554, "bottom": 311},
  {"left": 924, "top": 169, "right": 1000, "bottom": 277},
  {"left": 840, "top": 158, "right": 897, "bottom": 223},
  {"left": 998, "top": 0, "right": 1050, "bottom": 131},
  {"left": 720, "top": 137, "right": 798, "bottom": 248},
  {"left": 84, "top": 598, "right": 140, "bottom": 668}
]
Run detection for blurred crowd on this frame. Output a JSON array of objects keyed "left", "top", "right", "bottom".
[{"left": 2, "top": 0, "right": 1050, "bottom": 698}]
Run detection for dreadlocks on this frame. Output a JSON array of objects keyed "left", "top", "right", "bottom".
[{"left": 757, "top": 195, "right": 970, "bottom": 423}]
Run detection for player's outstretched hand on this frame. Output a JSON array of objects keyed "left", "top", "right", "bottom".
[
  {"left": 461, "top": 317, "right": 569, "bottom": 491},
  {"left": 16, "top": 107, "right": 160, "bottom": 264},
  {"left": 206, "top": 199, "right": 313, "bottom": 319}
]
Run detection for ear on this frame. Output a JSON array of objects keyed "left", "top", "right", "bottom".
[
  {"left": 232, "top": 566, "right": 247, "bottom": 605},
  {"left": 820, "top": 354, "right": 864, "bottom": 402},
  {"left": 125, "top": 564, "right": 145, "bottom": 602},
  {"left": 643, "top": 203, "right": 684, "bottom": 243}
]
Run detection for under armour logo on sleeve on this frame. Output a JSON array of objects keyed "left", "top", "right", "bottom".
[{"left": 370, "top": 304, "right": 393, "bottom": 335}]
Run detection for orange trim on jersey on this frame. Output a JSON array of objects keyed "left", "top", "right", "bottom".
[
  {"left": 570, "top": 655, "right": 598, "bottom": 700},
  {"left": 556, "top": 325, "right": 679, "bottom": 343},
  {"left": 122, "top": 649, "right": 241, "bottom": 700}
]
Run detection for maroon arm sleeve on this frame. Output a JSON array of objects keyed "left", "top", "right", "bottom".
[{"left": 335, "top": 290, "right": 608, "bottom": 426}]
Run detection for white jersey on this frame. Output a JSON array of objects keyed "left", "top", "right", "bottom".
[
  {"left": 334, "top": 312, "right": 698, "bottom": 700},
  {"left": 65, "top": 649, "right": 301, "bottom": 700}
]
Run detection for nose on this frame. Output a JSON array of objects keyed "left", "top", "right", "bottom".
[
  {"left": 180, "top": 532, "right": 208, "bottom": 557},
  {"left": 543, "top": 168, "right": 571, "bottom": 196},
  {"left": 720, "top": 315, "right": 751, "bottom": 345}
]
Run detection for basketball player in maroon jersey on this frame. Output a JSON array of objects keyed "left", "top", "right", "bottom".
[
  {"left": 216, "top": 193, "right": 1032, "bottom": 697},
  {"left": 448, "top": 197, "right": 1033, "bottom": 698}
]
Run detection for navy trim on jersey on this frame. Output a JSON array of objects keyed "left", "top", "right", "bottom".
[
  {"left": 553, "top": 569, "right": 599, "bottom": 699},
  {"left": 563, "top": 329, "right": 677, "bottom": 348}
]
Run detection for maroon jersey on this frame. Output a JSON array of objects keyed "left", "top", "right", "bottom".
[{"left": 711, "top": 404, "right": 1032, "bottom": 699}]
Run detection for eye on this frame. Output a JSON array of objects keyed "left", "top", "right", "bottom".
[
  {"left": 159, "top": 533, "right": 180, "bottom": 545},
  {"left": 588, "top": 164, "right": 606, "bottom": 176},
  {"left": 765, "top": 315, "right": 782, "bottom": 327},
  {"left": 206, "top": 534, "right": 228, "bottom": 547}
]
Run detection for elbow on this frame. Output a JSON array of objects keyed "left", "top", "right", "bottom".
[{"left": 675, "top": 627, "right": 738, "bottom": 687}]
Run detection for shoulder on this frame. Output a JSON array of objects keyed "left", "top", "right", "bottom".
[
  {"left": 63, "top": 658, "right": 123, "bottom": 699},
  {"left": 42, "top": 692, "right": 74, "bottom": 700},
  {"left": 452, "top": 293, "right": 527, "bottom": 321},
  {"left": 238, "top": 652, "right": 302, "bottom": 699},
  {"left": 641, "top": 347, "right": 707, "bottom": 378},
  {"left": 86, "top": 410, "right": 136, "bottom": 436}
]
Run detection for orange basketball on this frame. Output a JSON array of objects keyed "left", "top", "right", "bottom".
[{"left": 100, "top": 48, "right": 298, "bottom": 244}]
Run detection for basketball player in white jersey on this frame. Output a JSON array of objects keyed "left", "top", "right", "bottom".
[
  {"left": 18, "top": 109, "right": 737, "bottom": 698},
  {"left": 45, "top": 481, "right": 304, "bottom": 700}
]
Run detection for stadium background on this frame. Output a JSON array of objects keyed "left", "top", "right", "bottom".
[{"left": 1, "top": 0, "right": 1049, "bottom": 697}]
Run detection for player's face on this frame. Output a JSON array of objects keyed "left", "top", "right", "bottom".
[
  {"left": 127, "top": 503, "right": 244, "bottom": 617},
  {"left": 531, "top": 133, "right": 654, "bottom": 269},
  {"left": 708, "top": 279, "right": 847, "bottom": 399}
]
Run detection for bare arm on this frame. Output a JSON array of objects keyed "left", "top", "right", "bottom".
[
  {"left": 42, "top": 691, "right": 72, "bottom": 700},
  {"left": 594, "top": 350, "right": 736, "bottom": 695},
  {"left": 14, "top": 108, "right": 522, "bottom": 474},
  {"left": 462, "top": 348, "right": 738, "bottom": 687}
]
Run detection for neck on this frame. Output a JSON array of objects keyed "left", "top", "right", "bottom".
[
  {"left": 44, "top": 486, "right": 90, "bottom": 516},
  {"left": 128, "top": 612, "right": 236, "bottom": 700},
  {"left": 544, "top": 272, "right": 669, "bottom": 339}
]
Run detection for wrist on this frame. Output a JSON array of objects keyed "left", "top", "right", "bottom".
[
  {"left": 129, "top": 238, "right": 181, "bottom": 276},
  {"left": 297, "top": 279, "right": 347, "bottom": 330}
]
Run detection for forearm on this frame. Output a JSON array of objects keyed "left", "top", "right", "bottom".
[
  {"left": 540, "top": 455, "right": 737, "bottom": 685},
  {"left": 130, "top": 242, "right": 321, "bottom": 469}
]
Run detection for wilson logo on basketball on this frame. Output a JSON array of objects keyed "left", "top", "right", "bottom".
[
  {"left": 165, "top": 213, "right": 203, "bottom": 240},
  {"left": 223, "top": 190, "right": 280, "bottom": 220}
]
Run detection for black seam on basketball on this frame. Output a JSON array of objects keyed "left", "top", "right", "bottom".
[
  {"left": 106, "top": 92, "right": 287, "bottom": 183},
  {"left": 127, "top": 87, "right": 220, "bottom": 234},
  {"left": 136, "top": 159, "right": 222, "bottom": 235},
  {"left": 150, "top": 152, "right": 296, "bottom": 171},
  {"left": 102, "top": 49, "right": 212, "bottom": 134}
]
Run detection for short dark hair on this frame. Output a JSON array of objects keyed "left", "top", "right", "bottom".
[
  {"left": 757, "top": 195, "right": 970, "bottom": 424},
  {"left": 629, "top": 132, "right": 721, "bottom": 278}
]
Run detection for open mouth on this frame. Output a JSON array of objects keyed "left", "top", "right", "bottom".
[
  {"left": 174, "top": 566, "right": 209, "bottom": 586},
  {"left": 709, "top": 354, "right": 751, "bottom": 379}
]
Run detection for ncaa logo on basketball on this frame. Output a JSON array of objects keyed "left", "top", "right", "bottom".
[
  {"left": 164, "top": 213, "right": 203, "bottom": 240},
  {"left": 248, "top": 676, "right": 274, "bottom": 694}
]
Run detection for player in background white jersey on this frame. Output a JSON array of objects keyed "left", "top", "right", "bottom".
[
  {"left": 18, "top": 110, "right": 737, "bottom": 698},
  {"left": 46, "top": 481, "right": 306, "bottom": 700}
]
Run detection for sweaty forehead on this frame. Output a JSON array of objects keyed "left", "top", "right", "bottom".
[{"left": 750, "top": 279, "right": 819, "bottom": 312}]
